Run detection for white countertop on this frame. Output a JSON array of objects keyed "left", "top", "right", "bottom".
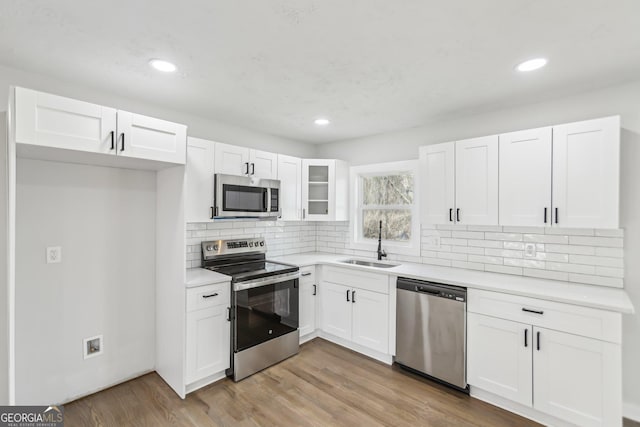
[
  {"left": 185, "top": 268, "right": 231, "bottom": 288},
  {"left": 272, "top": 252, "right": 635, "bottom": 314}
]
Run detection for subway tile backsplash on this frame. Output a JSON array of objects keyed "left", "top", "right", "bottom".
[{"left": 186, "top": 220, "right": 624, "bottom": 289}]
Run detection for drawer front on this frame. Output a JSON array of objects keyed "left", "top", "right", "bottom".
[
  {"left": 322, "top": 266, "right": 389, "bottom": 294},
  {"left": 468, "top": 289, "right": 621, "bottom": 343},
  {"left": 186, "top": 282, "right": 230, "bottom": 312},
  {"left": 299, "top": 266, "right": 316, "bottom": 285}
]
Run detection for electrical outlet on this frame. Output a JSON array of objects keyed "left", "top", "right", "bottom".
[
  {"left": 46, "top": 246, "right": 62, "bottom": 264},
  {"left": 83, "top": 335, "right": 103, "bottom": 359},
  {"left": 424, "top": 235, "right": 441, "bottom": 248},
  {"left": 524, "top": 243, "right": 536, "bottom": 258}
]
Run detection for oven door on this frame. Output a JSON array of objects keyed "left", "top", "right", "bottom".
[{"left": 233, "top": 275, "right": 299, "bottom": 352}]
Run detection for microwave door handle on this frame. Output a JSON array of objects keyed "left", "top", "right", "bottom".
[{"left": 264, "top": 189, "right": 269, "bottom": 213}]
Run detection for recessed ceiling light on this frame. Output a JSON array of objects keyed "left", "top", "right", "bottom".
[
  {"left": 149, "top": 59, "right": 177, "bottom": 73},
  {"left": 516, "top": 58, "right": 547, "bottom": 72},
  {"left": 314, "top": 118, "right": 330, "bottom": 126}
]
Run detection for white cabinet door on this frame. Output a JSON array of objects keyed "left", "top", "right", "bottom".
[
  {"left": 552, "top": 116, "right": 620, "bottom": 228},
  {"left": 351, "top": 288, "right": 389, "bottom": 353},
  {"left": 250, "top": 149, "right": 278, "bottom": 179},
  {"left": 455, "top": 135, "right": 499, "bottom": 225},
  {"left": 14, "top": 87, "right": 117, "bottom": 154},
  {"left": 185, "top": 305, "right": 230, "bottom": 384},
  {"left": 467, "top": 313, "right": 533, "bottom": 406},
  {"left": 302, "top": 159, "right": 334, "bottom": 221},
  {"left": 299, "top": 267, "right": 317, "bottom": 338},
  {"left": 419, "top": 142, "right": 455, "bottom": 224},
  {"left": 186, "top": 137, "right": 215, "bottom": 223},
  {"left": 277, "top": 154, "right": 302, "bottom": 220},
  {"left": 214, "top": 142, "right": 250, "bottom": 176},
  {"left": 499, "top": 127, "right": 552, "bottom": 226},
  {"left": 533, "top": 327, "right": 621, "bottom": 427},
  {"left": 319, "top": 281, "right": 352, "bottom": 340},
  {"left": 117, "top": 111, "right": 187, "bottom": 164}
]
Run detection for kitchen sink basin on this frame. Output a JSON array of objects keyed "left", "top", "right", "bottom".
[{"left": 339, "top": 259, "right": 400, "bottom": 268}]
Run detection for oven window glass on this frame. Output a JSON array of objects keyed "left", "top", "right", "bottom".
[
  {"left": 234, "top": 279, "right": 299, "bottom": 352},
  {"left": 223, "top": 184, "right": 267, "bottom": 212}
]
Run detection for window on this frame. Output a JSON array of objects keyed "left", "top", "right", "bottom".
[{"left": 350, "top": 160, "right": 420, "bottom": 255}]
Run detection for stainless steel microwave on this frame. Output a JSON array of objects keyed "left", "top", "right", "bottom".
[{"left": 214, "top": 174, "right": 280, "bottom": 218}]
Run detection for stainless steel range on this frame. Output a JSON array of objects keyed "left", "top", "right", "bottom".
[{"left": 201, "top": 237, "right": 300, "bottom": 381}]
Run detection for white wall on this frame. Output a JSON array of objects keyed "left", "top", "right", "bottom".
[
  {"left": 0, "top": 64, "right": 316, "bottom": 159},
  {"left": 0, "top": 113, "right": 8, "bottom": 404},
  {"left": 15, "top": 159, "right": 157, "bottom": 404},
  {"left": 316, "top": 79, "right": 640, "bottom": 413}
]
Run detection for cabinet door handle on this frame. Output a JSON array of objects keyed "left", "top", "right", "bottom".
[
  {"left": 346, "top": 290, "right": 350, "bottom": 302},
  {"left": 522, "top": 308, "right": 544, "bottom": 315},
  {"left": 202, "top": 293, "right": 219, "bottom": 299},
  {"left": 537, "top": 331, "right": 541, "bottom": 351},
  {"left": 352, "top": 290, "right": 356, "bottom": 303},
  {"left": 110, "top": 131, "right": 115, "bottom": 150},
  {"left": 301, "top": 272, "right": 312, "bottom": 277},
  {"left": 313, "top": 284, "right": 317, "bottom": 296},
  {"left": 226, "top": 307, "right": 231, "bottom": 321},
  {"left": 449, "top": 208, "right": 453, "bottom": 222},
  {"left": 302, "top": 208, "right": 306, "bottom": 219},
  {"left": 456, "top": 208, "right": 460, "bottom": 222},
  {"left": 251, "top": 163, "right": 255, "bottom": 175},
  {"left": 524, "top": 329, "right": 528, "bottom": 347},
  {"left": 554, "top": 207, "right": 559, "bottom": 224},
  {"left": 120, "top": 133, "right": 125, "bottom": 151},
  {"left": 544, "top": 207, "right": 548, "bottom": 224},
  {"left": 210, "top": 206, "right": 215, "bottom": 219}
]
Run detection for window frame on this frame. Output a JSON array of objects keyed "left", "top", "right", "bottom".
[{"left": 349, "top": 160, "right": 421, "bottom": 256}]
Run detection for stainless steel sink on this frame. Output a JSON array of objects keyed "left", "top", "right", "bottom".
[{"left": 339, "top": 259, "right": 400, "bottom": 268}]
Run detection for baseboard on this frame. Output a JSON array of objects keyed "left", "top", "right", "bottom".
[
  {"left": 185, "top": 371, "right": 227, "bottom": 395},
  {"left": 624, "top": 401, "right": 640, "bottom": 422},
  {"left": 299, "top": 331, "right": 318, "bottom": 344},
  {"left": 318, "top": 331, "right": 393, "bottom": 365},
  {"left": 60, "top": 368, "right": 155, "bottom": 405}
]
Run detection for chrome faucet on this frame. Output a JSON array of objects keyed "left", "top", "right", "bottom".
[{"left": 377, "top": 220, "right": 387, "bottom": 261}]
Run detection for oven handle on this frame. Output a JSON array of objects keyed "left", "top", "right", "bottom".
[{"left": 233, "top": 271, "right": 300, "bottom": 292}]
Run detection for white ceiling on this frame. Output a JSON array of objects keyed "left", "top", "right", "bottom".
[{"left": 1, "top": 1, "right": 639, "bottom": 143}]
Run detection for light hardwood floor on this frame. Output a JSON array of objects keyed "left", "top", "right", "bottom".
[{"left": 65, "top": 338, "right": 542, "bottom": 426}]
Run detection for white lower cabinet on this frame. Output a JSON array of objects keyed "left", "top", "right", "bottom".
[
  {"left": 185, "top": 283, "right": 230, "bottom": 387},
  {"left": 186, "top": 305, "right": 230, "bottom": 383},
  {"left": 299, "top": 266, "right": 317, "bottom": 339},
  {"left": 319, "top": 266, "right": 390, "bottom": 355},
  {"left": 467, "top": 289, "right": 622, "bottom": 427},
  {"left": 467, "top": 313, "right": 533, "bottom": 406}
]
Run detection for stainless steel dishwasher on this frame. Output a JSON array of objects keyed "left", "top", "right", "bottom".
[{"left": 395, "top": 277, "right": 467, "bottom": 391}]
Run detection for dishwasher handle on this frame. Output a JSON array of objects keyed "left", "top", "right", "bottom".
[
  {"left": 397, "top": 277, "right": 466, "bottom": 302},
  {"left": 416, "top": 286, "right": 440, "bottom": 295}
]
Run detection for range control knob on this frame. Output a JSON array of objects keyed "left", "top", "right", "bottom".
[
  {"left": 213, "top": 245, "right": 219, "bottom": 251},
  {"left": 260, "top": 241, "right": 265, "bottom": 246},
  {"left": 249, "top": 242, "right": 254, "bottom": 247},
  {"left": 206, "top": 245, "right": 214, "bottom": 251}
]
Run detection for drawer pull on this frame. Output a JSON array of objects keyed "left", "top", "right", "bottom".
[
  {"left": 522, "top": 308, "right": 544, "bottom": 315},
  {"left": 202, "top": 293, "right": 219, "bottom": 299},
  {"left": 301, "top": 272, "right": 312, "bottom": 277}
]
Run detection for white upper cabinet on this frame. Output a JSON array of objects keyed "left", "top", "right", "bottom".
[
  {"left": 552, "top": 116, "right": 620, "bottom": 228},
  {"left": 186, "top": 137, "right": 215, "bottom": 223},
  {"left": 214, "top": 142, "right": 278, "bottom": 179},
  {"left": 277, "top": 154, "right": 302, "bottom": 220},
  {"left": 214, "top": 142, "right": 250, "bottom": 176},
  {"left": 15, "top": 87, "right": 117, "bottom": 154},
  {"left": 499, "top": 127, "right": 552, "bottom": 226},
  {"left": 250, "top": 149, "right": 278, "bottom": 179},
  {"left": 14, "top": 87, "right": 187, "bottom": 165},
  {"left": 419, "top": 142, "right": 455, "bottom": 224},
  {"left": 117, "top": 111, "right": 186, "bottom": 164},
  {"left": 302, "top": 159, "right": 349, "bottom": 221},
  {"left": 455, "top": 135, "right": 499, "bottom": 225}
]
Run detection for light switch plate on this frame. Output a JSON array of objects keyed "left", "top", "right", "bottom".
[
  {"left": 424, "top": 235, "right": 441, "bottom": 249},
  {"left": 46, "top": 246, "right": 62, "bottom": 264}
]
